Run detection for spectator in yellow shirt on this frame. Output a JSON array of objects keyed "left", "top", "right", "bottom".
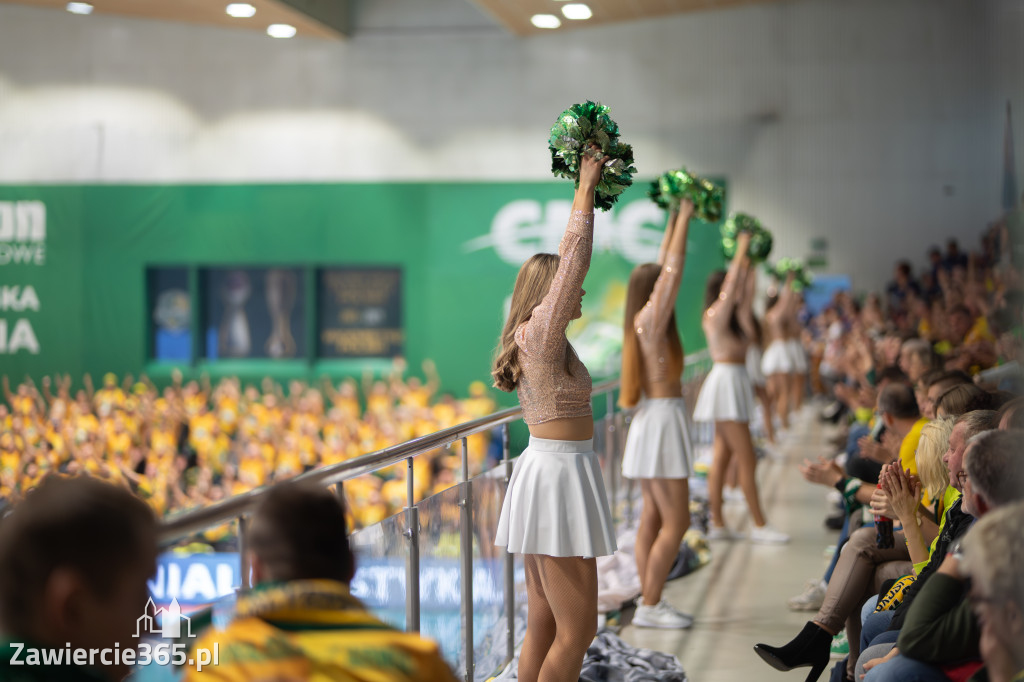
[{"left": 185, "top": 484, "right": 456, "bottom": 682}]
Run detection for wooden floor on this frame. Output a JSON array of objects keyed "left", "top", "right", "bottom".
[{"left": 620, "top": 403, "right": 841, "bottom": 682}]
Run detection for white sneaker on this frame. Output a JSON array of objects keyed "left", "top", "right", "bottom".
[
  {"left": 723, "top": 486, "right": 746, "bottom": 503},
  {"left": 706, "top": 526, "right": 737, "bottom": 541},
  {"left": 749, "top": 524, "right": 790, "bottom": 544},
  {"left": 633, "top": 599, "right": 694, "bottom": 629},
  {"left": 787, "top": 579, "right": 826, "bottom": 611}
]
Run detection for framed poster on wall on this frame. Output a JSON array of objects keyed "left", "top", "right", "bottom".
[
  {"left": 317, "top": 267, "right": 403, "bottom": 358},
  {"left": 148, "top": 267, "right": 191, "bottom": 362}
]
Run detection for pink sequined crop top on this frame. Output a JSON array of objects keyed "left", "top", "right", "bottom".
[
  {"left": 633, "top": 251, "right": 685, "bottom": 386},
  {"left": 514, "top": 210, "right": 594, "bottom": 425}
]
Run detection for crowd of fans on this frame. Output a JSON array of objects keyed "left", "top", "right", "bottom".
[
  {"left": 754, "top": 221, "right": 1024, "bottom": 682},
  {"left": 0, "top": 358, "right": 497, "bottom": 538}
]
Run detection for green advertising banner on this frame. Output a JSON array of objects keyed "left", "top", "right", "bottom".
[{"left": 0, "top": 181, "right": 726, "bottom": 406}]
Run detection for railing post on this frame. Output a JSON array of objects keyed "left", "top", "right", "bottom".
[
  {"left": 404, "top": 456, "right": 421, "bottom": 633},
  {"left": 623, "top": 414, "right": 636, "bottom": 528},
  {"left": 605, "top": 390, "right": 617, "bottom": 523},
  {"left": 502, "top": 422, "right": 515, "bottom": 668},
  {"left": 460, "top": 436, "right": 475, "bottom": 682},
  {"left": 237, "top": 516, "right": 250, "bottom": 590}
]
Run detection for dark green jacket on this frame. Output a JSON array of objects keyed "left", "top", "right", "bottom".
[{"left": 897, "top": 573, "right": 979, "bottom": 664}]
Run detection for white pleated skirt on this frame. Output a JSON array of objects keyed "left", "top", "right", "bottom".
[
  {"left": 621, "top": 398, "right": 694, "bottom": 480},
  {"left": 693, "top": 363, "right": 755, "bottom": 423},
  {"left": 786, "top": 338, "right": 808, "bottom": 373},
  {"left": 746, "top": 345, "right": 767, "bottom": 387},
  {"left": 495, "top": 437, "right": 617, "bottom": 558},
  {"left": 762, "top": 339, "right": 795, "bottom": 375}
]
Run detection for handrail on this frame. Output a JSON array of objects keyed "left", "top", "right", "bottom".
[
  {"left": 160, "top": 377, "right": 618, "bottom": 545},
  {"left": 154, "top": 349, "right": 711, "bottom": 681}
]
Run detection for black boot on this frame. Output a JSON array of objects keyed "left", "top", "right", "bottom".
[{"left": 753, "top": 621, "right": 832, "bottom": 682}]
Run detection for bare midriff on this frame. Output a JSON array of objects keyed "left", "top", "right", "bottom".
[
  {"left": 703, "top": 315, "right": 748, "bottom": 365},
  {"left": 528, "top": 415, "right": 595, "bottom": 441}
]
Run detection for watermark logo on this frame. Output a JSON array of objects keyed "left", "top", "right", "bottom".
[
  {"left": 0, "top": 201, "right": 46, "bottom": 267},
  {"left": 135, "top": 598, "right": 194, "bottom": 639},
  {"left": 7, "top": 598, "right": 218, "bottom": 671}
]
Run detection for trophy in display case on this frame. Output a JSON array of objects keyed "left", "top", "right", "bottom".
[
  {"left": 218, "top": 269, "right": 252, "bottom": 358},
  {"left": 265, "top": 268, "right": 298, "bottom": 358}
]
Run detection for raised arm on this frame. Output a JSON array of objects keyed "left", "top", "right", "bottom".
[
  {"left": 422, "top": 359, "right": 440, "bottom": 395},
  {"left": 707, "top": 231, "right": 752, "bottom": 319},
  {"left": 82, "top": 373, "right": 95, "bottom": 403},
  {"left": 639, "top": 201, "right": 693, "bottom": 337},
  {"left": 778, "top": 270, "right": 797, "bottom": 313},
  {"left": 656, "top": 209, "right": 679, "bottom": 266},
  {"left": 518, "top": 149, "right": 605, "bottom": 356},
  {"left": 737, "top": 257, "right": 759, "bottom": 340}
]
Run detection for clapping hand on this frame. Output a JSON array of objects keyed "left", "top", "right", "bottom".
[
  {"left": 799, "top": 456, "right": 844, "bottom": 488},
  {"left": 869, "top": 483, "right": 896, "bottom": 519},
  {"left": 881, "top": 463, "right": 921, "bottom": 523}
]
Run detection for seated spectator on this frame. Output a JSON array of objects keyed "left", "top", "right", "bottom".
[
  {"left": 935, "top": 383, "right": 993, "bottom": 418},
  {"left": 185, "top": 484, "right": 457, "bottom": 681},
  {"left": 898, "top": 338, "right": 936, "bottom": 385},
  {"left": 996, "top": 396, "right": 1024, "bottom": 429},
  {"left": 762, "top": 382, "right": 931, "bottom": 679},
  {"left": 762, "top": 409, "right": 997, "bottom": 681},
  {"left": 961, "top": 501, "right": 1024, "bottom": 682},
  {"left": 0, "top": 476, "right": 158, "bottom": 681},
  {"left": 858, "top": 428, "right": 1024, "bottom": 681}
]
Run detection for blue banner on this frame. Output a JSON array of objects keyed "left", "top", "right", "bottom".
[{"left": 147, "top": 553, "right": 241, "bottom": 608}]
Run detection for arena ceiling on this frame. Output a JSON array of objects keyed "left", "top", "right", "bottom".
[{"left": 0, "top": 0, "right": 783, "bottom": 38}]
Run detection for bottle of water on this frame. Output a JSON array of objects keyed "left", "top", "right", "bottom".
[{"left": 874, "top": 483, "right": 894, "bottom": 549}]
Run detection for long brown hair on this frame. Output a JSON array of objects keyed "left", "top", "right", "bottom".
[
  {"left": 620, "top": 264, "right": 682, "bottom": 408},
  {"left": 492, "top": 254, "right": 579, "bottom": 392}
]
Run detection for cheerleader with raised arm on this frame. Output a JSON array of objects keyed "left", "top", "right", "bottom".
[
  {"left": 492, "top": 149, "right": 617, "bottom": 682},
  {"left": 693, "top": 232, "right": 789, "bottom": 544},
  {"left": 740, "top": 266, "right": 777, "bottom": 445},
  {"left": 619, "top": 200, "right": 697, "bottom": 629}
]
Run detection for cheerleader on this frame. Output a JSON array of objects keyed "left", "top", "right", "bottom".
[
  {"left": 762, "top": 271, "right": 798, "bottom": 431},
  {"left": 693, "top": 232, "right": 789, "bottom": 543},
  {"left": 493, "top": 149, "right": 616, "bottom": 682},
  {"left": 740, "top": 268, "right": 776, "bottom": 445},
  {"left": 619, "top": 200, "right": 695, "bottom": 629}
]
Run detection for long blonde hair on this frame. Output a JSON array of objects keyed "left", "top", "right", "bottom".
[
  {"left": 492, "top": 254, "right": 579, "bottom": 392},
  {"left": 917, "top": 418, "right": 954, "bottom": 504},
  {"left": 619, "top": 264, "right": 682, "bottom": 408}
]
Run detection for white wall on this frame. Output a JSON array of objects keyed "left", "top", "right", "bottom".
[{"left": 0, "top": 0, "right": 1020, "bottom": 291}]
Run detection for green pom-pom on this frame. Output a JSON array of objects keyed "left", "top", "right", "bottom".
[
  {"left": 716, "top": 212, "right": 770, "bottom": 262},
  {"left": 648, "top": 180, "right": 670, "bottom": 210},
  {"left": 720, "top": 213, "right": 773, "bottom": 263},
  {"left": 548, "top": 101, "right": 637, "bottom": 211},
  {"left": 767, "top": 258, "right": 813, "bottom": 291},
  {"left": 648, "top": 168, "right": 725, "bottom": 222}
]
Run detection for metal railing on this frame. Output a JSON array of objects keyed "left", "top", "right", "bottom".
[{"left": 160, "top": 350, "right": 711, "bottom": 681}]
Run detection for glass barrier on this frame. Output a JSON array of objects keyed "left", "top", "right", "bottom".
[{"left": 348, "top": 512, "right": 410, "bottom": 631}]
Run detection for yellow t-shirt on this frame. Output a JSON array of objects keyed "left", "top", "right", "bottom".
[
  {"left": 899, "top": 417, "right": 931, "bottom": 505},
  {"left": 965, "top": 317, "right": 995, "bottom": 345},
  {"left": 898, "top": 418, "right": 929, "bottom": 477}
]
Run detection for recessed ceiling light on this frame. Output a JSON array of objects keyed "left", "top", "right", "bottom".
[
  {"left": 66, "top": 2, "right": 93, "bottom": 14},
  {"left": 530, "top": 14, "right": 561, "bottom": 29},
  {"left": 226, "top": 3, "right": 256, "bottom": 18},
  {"left": 267, "top": 23, "right": 297, "bottom": 38},
  {"left": 561, "top": 3, "right": 592, "bottom": 20}
]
